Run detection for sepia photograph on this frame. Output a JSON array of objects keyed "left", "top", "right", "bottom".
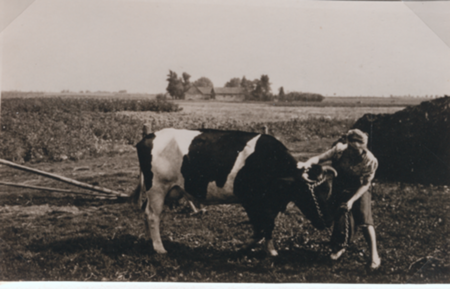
[{"left": 0, "top": 0, "right": 449, "bottom": 286}]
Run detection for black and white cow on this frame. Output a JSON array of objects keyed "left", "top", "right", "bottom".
[{"left": 131, "top": 128, "right": 336, "bottom": 256}]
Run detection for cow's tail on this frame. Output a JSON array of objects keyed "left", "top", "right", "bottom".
[{"left": 130, "top": 170, "right": 147, "bottom": 210}]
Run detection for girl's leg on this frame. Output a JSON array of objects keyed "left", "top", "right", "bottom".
[{"left": 362, "top": 225, "right": 381, "bottom": 269}]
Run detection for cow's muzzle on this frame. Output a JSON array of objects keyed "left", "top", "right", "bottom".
[{"left": 302, "top": 165, "right": 337, "bottom": 183}]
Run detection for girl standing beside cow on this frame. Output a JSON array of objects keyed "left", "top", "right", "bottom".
[{"left": 298, "top": 128, "right": 381, "bottom": 270}]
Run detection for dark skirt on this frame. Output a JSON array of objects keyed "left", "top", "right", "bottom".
[{"left": 330, "top": 185, "right": 374, "bottom": 251}]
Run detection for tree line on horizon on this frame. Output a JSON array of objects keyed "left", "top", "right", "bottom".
[{"left": 165, "top": 70, "right": 324, "bottom": 102}]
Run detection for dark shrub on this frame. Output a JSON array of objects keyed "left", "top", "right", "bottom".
[{"left": 353, "top": 96, "right": 450, "bottom": 185}]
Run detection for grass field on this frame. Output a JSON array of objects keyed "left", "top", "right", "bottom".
[
  {"left": 0, "top": 95, "right": 448, "bottom": 283},
  {"left": 120, "top": 101, "right": 404, "bottom": 154},
  {"left": 1, "top": 91, "right": 158, "bottom": 100},
  {"left": 273, "top": 96, "right": 430, "bottom": 107},
  {"left": 173, "top": 100, "right": 405, "bottom": 121}
]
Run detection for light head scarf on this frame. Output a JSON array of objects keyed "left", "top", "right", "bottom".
[{"left": 346, "top": 129, "right": 368, "bottom": 147}]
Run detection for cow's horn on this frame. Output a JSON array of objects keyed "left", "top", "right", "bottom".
[{"left": 322, "top": 166, "right": 338, "bottom": 177}]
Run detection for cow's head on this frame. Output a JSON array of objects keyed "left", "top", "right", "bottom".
[{"left": 293, "top": 164, "right": 337, "bottom": 230}]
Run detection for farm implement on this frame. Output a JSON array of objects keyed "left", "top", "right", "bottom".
[{"left": 0, "top": 158, "right": 129, "bottom": 199}]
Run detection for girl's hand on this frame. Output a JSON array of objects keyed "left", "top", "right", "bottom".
[
  {"left": 297, "top": 161, "right": 309, "bottom": 169},
  {"left": 340, "top": 201, "right": 354, "bottom": 212}
]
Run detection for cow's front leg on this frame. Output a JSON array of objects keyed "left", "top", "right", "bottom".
[
  {"left": 245, "top": 205, "right": 279, "bottom": 257},
  {"left": 241, "top": 205, "right": 264, "bottom": 251},
  {"left": 265, "top": 239, "right": 278, "bottom": 257},
  {"left": 144, "top": 184, "right": 168, "bottom": 254}
]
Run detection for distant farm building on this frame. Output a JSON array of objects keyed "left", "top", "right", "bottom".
[
  {"left": 213, "top": 87, "right": 245, "bottom": 101},
  {"left": 185, "top": 85, "right": 245, "bottom": 101},
  {"left": 185, "top": 86, "right": 213, "bottom": 100}
]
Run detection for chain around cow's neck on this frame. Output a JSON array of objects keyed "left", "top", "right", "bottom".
[
  {"left": 307, "top": 174, "right": 349, "bottom": 247},
  {"left": 307, "top": 175, "right": 328, "bottom": 228},
  {"left": 341, "top": 212, "right": 350, "bottom": 247}
]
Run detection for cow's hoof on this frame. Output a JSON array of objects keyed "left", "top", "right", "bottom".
[
  {"left": 240, "top": 244, "right": 255, "bottom": 252},
  {"left": 241, "top": 238, "right": 259, "bottom": 250},
  {"left": 265, "top": 239, "right": 278, "bottom": 257},
  {"left": 190, "top": 208, "right": 207, "bottom": 216}
]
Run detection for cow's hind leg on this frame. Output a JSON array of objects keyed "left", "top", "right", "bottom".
[
  {"left": 242, "top": 231, "right": 264, "bottom": 251},
  {"left": 144, "top": 184, "right": 168, "bottom": 254}
]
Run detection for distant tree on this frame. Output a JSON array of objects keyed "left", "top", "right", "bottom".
[
  {"left": 279, "top": 91, "right": 324, "bottom": 102},
  {"left": 193, "top": 77, "right": 213, "bottom": 87},
  {"left": 182, "top": 72, "right": 191, "bottom": 92},
  {"left": 259, "top": 75, "right": 271, "bottom": 95},
  {"left": 252, "top": 75, "right": 272, "bottom": 101},
  {"left": 182, "top": 72, "right": 191, "bottom": 82},
  {"left": 224, "top": 77, "right": 241, "bottom": 88},
  {"left": 118, "top": 90, "right": 127, "bottom": 93},
  {"left": 156, "top": 93, "right": 167, "bottom": 100},
  {"left": 175, "top": 82, "right": 185, "bottom": 99},
  {"left": 166, "top": 70, "right": 178, "bottom": 97},
  {"left": 278, "top": 87, "right": 285, "bottom": 98},
  {"left": 166, "top": 70, "right": 185, "bottom": 99},
  {"left": 240, "top": 76, "right": 255, "bottom": 99}
]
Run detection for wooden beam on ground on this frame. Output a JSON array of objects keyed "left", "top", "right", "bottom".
[
  {"left": 0, "top": 181, "right": 116, "bottom": 198},
  {"left": 0, "top": 158, "right": 129, "bottom": 198}
]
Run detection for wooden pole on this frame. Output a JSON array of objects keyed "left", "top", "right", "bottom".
[
  {"left": 142, "top": 123, "right": 152, "bottom": 138},
  {"left": 0, "top": 158, "right": 129, "bottom": 197},
  {"left": 0, "top": 181, "right": 116, "bottom": 198},
  {"left": 261, "top": 125, "right": 269, "bottom": 134}
]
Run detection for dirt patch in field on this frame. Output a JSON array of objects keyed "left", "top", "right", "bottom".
[{"left": 0, "top": 204, "right": 81, "bottom": 216}]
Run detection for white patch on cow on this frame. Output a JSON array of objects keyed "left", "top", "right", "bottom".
[
  {"left": 152, "top": 128, "right": 202, "bottom": 156},
  {"left": 151, "top": 128, "right": 202, "bottom": 186},
  {"left": 205, "top": 134, "right": 261, "bottom": 204},
  {"left": 142, "top": 129, "right": 203, "bottom": 255}
]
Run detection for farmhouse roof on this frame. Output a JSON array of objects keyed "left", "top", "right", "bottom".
[
  {"left": 198, "top": 87, "right": 213, "bottom": 94},
  {"left": 213, "top": 87, "right": 244, "bottom": 95},
  {"left": 186, "top": 85, "right": 212, "bottom": 95},
  {"left": 186, "top": 85, "right": 244, "bottom": 96}
]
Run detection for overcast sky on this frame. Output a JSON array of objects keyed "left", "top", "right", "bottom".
[{"left": 1, "top": 0, "right": 449, "bottom": 97}]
